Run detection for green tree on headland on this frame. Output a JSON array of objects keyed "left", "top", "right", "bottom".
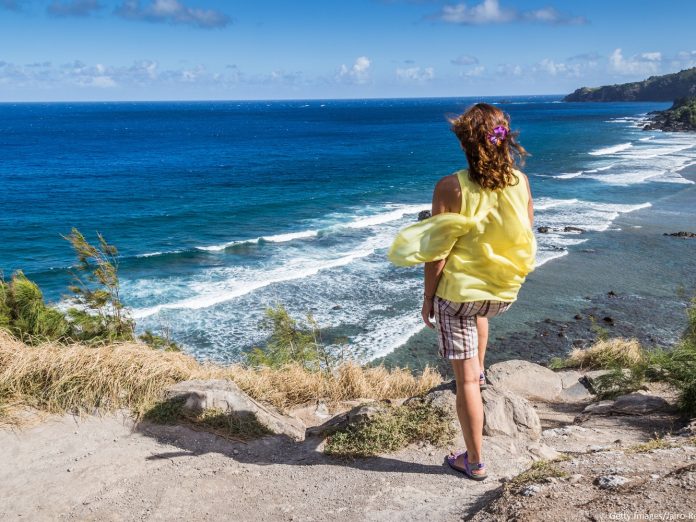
[
  {"left": 62, "top": 227, "right": 135, "bottom": 343},
  {"left": 0, "top": 228, "right": 179, "bottom": 350}
]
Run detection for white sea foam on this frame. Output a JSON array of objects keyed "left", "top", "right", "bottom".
[
  {"left": 357, "top": 311, "right": 426, "bottom": 362},
  {"left": 535, "top": 250, "right": 569, "bottom": 267},
  {"left": 534, "top": 197, "right": 579, "bottom": 210},
  {"left": 195, "top": 204, "right": 426, "bottom": 252},
  {"left": 556, "top": 171, "right": 583, "bottom": 179},
  {"left": 133, "top": 229, "right": 394, "bottom": 319},
  {"left": 588, "top": 142, "right": 633, "bottom": 156}
]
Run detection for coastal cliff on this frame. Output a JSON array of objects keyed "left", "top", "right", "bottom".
[
  {"left": 643, "top": 96, "right": 696, "bottom": 132},
  {"left": 563, "top": 67, "right": 696, "bottom": 102}
]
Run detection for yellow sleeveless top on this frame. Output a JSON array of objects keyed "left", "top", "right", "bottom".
[{"left": 387, "top": 168, "right": 536, "bottom": 302}]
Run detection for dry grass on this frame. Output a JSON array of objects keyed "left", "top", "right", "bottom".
[
  {"left": 626, "top": 436, "right": 676, "bottom": 454},
  {"left": 324, "top": 399, "right": 456, "bottom": 458},
  {"left": 506, "top": 458, "right": 569, "bottom": 489},
  {"left": 550, "top": 338, "right": 646, "bottom": 370},
  {"left": 0, "top": 330, "right": 442, "bottom": 421}
]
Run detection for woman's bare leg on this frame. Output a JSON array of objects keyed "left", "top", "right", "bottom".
[
  {"left": 477, "top": 316, "right": 489, "bottom": 374},
  {"left": 450, "top": 357, "right": 484, "bottom": 466}
]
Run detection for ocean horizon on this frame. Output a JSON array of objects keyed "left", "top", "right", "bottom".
[{"left": 2, "top": 95, "right": 695, "bottom": 363}]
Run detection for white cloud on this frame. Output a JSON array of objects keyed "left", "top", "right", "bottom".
[
  {"left": 432, "top": 0, "right": 587, "bottom": 25},
  {"left": 337, "top": 56, "right": 371, "bottom": 84},
  {"left": 672, "top": 50, "right": 696, "bottom": 69},
  {"left": 496, "top": 63, "right": 523, "bottom": 76},
  {"left": 461, "top": 65, "right": 485, "bottom": 77},
  {"left": 115, "top": 0, "right": 230, "bottom": 29},
  {"left": 439, "top": 0, "right": 514, "bottom": 24},
  {"left": 609, "top": 48, "right": 662, "bottom": 76},
  {"left": 395, "top": 66, "right": 434, "bottom": 82},
  {"left": 451, "top": 54, "right": 478, "bottom": 66}
]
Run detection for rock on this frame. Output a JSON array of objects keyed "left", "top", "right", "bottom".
[
  {"left": 588, "top": 445, "right": 607, "bottom": 452},
  {"left": 607, "top": 290, "right": 618, "bottom": 297},
  {"left": 579, "top": 370, "right": 613, "bottom": 395},
  {"left": 582, "top": 400, "right": 615, "bottom": 415},
  {"left": 520, "top": 484, "right": 542, "bottom": 497},
  {"left": 563, "top": 226, "right": 585, "bottom": 233},
  {"left": 347, "top": 404, "right": 387, "bottom": 425},
  {"left": 481, "top": 386, "right": 542, "bottom": 439},
  {"left": 417, "top": 210, "right": 431, "bottom": 221},
  {"left": 542, "top": 426, "right": 588, "bottom": 438},
  {"left": 568, "top": 474, "right": 583, "bottom": 484},
  {"left": 594, "top": 475, "right": 629, "bottom": 489},
  {"left": 526, "top": 442, "right": 562, "bottom": 461},
  {"left": 664, "top": 231, "right": 696, "bottom": 238},
  {"left": 537, "top": 226, "right": 550, "bottom": 233},
  {"left": 419, "top": 380, "right": 541, "bottom": 440},
  {"left": 486, "top": 360, "right": 563, "bottom": 402},
  {"left": 611, "top": 392, "right": 675, "bottom": 415},
  {"left": 677, "top": 419, "right": 696, "bottom": 437},
  {"left": 574, "top": 314, "right": 583, "bottom": 320},
  {"left": 166, "top": 379, "right": 306, "bottom": 441}
]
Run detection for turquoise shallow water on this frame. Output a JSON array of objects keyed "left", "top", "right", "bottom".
[{"left": 1, "top": 96, "right": 694, "bottom": 362}]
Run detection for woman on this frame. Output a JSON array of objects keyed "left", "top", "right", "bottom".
[{"left": 388, "top": 102, "right": 536, "bottom": 480}]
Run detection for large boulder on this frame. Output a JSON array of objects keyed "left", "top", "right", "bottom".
[
  {"left": 418, "top": 380, "right": 541, "bottom": 440},
  {"left": 481, "top": 386, "right": 542, "bottom": 439},
  {"left": 581, "top": 391, "right": 676, "bottom": 416},
  {"left": 165, "top": 379, "right": 306, "bottom": 441},
  {"left": 486, "top": 360, "right": 563, "bottom": 402},
  {"left": 486, "top": 360, "right": 594, "bottom": 403}
]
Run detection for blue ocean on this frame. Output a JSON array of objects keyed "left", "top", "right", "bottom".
[{"left": 2, "top": 96, "right": 695, "bottom": 362}]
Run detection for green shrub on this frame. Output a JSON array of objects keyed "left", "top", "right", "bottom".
[
  {"left": 324, "top": 399, "right": 455, "bottom": 457},
  {"left": 246, "top": 304, "right": 345, "bottom": 370},
  {"left": 1, "top": 271, "right": 71, "bottom": 343}
]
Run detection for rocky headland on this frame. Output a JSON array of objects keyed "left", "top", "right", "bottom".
[{"left": 564, "top": 67, "right": 696, "bottom": 132}]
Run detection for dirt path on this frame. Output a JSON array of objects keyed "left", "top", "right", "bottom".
[
  {"left": 3, "top": 392, "right": 692, "bottom": 521},
  {"left": 1, "top": 412, "right": 525, "bottom": 521}
]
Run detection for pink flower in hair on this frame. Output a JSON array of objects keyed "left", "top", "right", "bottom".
[{"left": 488, "top": 125, "right": 508, "bottom": 145}]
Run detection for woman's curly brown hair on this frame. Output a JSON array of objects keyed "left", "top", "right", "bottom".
[{"left": 449, "top": 103, "right": 529, "bottom": 190}]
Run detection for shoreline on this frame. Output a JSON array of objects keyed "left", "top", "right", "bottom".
[{"left": 375, "top": 161, "right": 696, "bottom": 375}]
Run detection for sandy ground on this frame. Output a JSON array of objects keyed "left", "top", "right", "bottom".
[
  {"left": 1, "top": 410, "right": 524, "bottom": 522},
  {"left": 2, "top": 391, "right": 692, "bottom": 522}
]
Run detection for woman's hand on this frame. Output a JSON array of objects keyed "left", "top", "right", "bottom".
[{"left": 422, "top": 297, "right": 436, "bottom": 329}]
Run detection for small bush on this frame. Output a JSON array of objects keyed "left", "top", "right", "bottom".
[
  {"left": 143, "top": 397, "right": 271, "bottom": 441},
  {"left": 554, "top": 338, "right": 646, "bottom": 370},
  {"left": 246, "top": 304, "right": 346, "bottom": 371},
  {"left": 507, "top": 459, "right": 568, "bottom": 489},
  {"left": 324, "top": 399, "right": 455, "bottom": 458},
  {"left": 0, "top": 271, "right": 71, "bottom": 344},
  {"left": 626, "top": 436, "right": 675, "bottom": 454}
]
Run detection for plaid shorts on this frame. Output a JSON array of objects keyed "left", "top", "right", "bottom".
[{"left": 433, "top": 296, "right": 513, "bottom": 360}]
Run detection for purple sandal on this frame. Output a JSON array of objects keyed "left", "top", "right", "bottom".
[{"left": 446, "top": 450, "right": 488, "bottom": 481}]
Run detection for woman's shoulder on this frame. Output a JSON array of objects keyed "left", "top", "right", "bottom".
[{"left": 432, "top": 171, "right": 463, "bottom": 213}]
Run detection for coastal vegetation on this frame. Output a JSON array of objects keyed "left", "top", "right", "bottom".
[
  {"left": 550, "top": 298, "right": 696, "bottom": 414},
  {"left": 324, "top": 398, "right": 455, "bottom": 457},
  {"left": 563, "top": 67, "right": 696, "bottom": 102},
  {"left": 643, "top": 96, "right": 696, "bottom": 132},
  {"left": 0, "top": 228, "right": 175, "bottom": 350}
]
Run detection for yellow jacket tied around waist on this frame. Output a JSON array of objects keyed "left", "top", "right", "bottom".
[{"left": 387, "top": 169, "right": 537, "bottom": 303}]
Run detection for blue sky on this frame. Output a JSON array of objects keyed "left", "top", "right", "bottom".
[{"left": 1, "top": 0, "right": 695, "bottom": 101}]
